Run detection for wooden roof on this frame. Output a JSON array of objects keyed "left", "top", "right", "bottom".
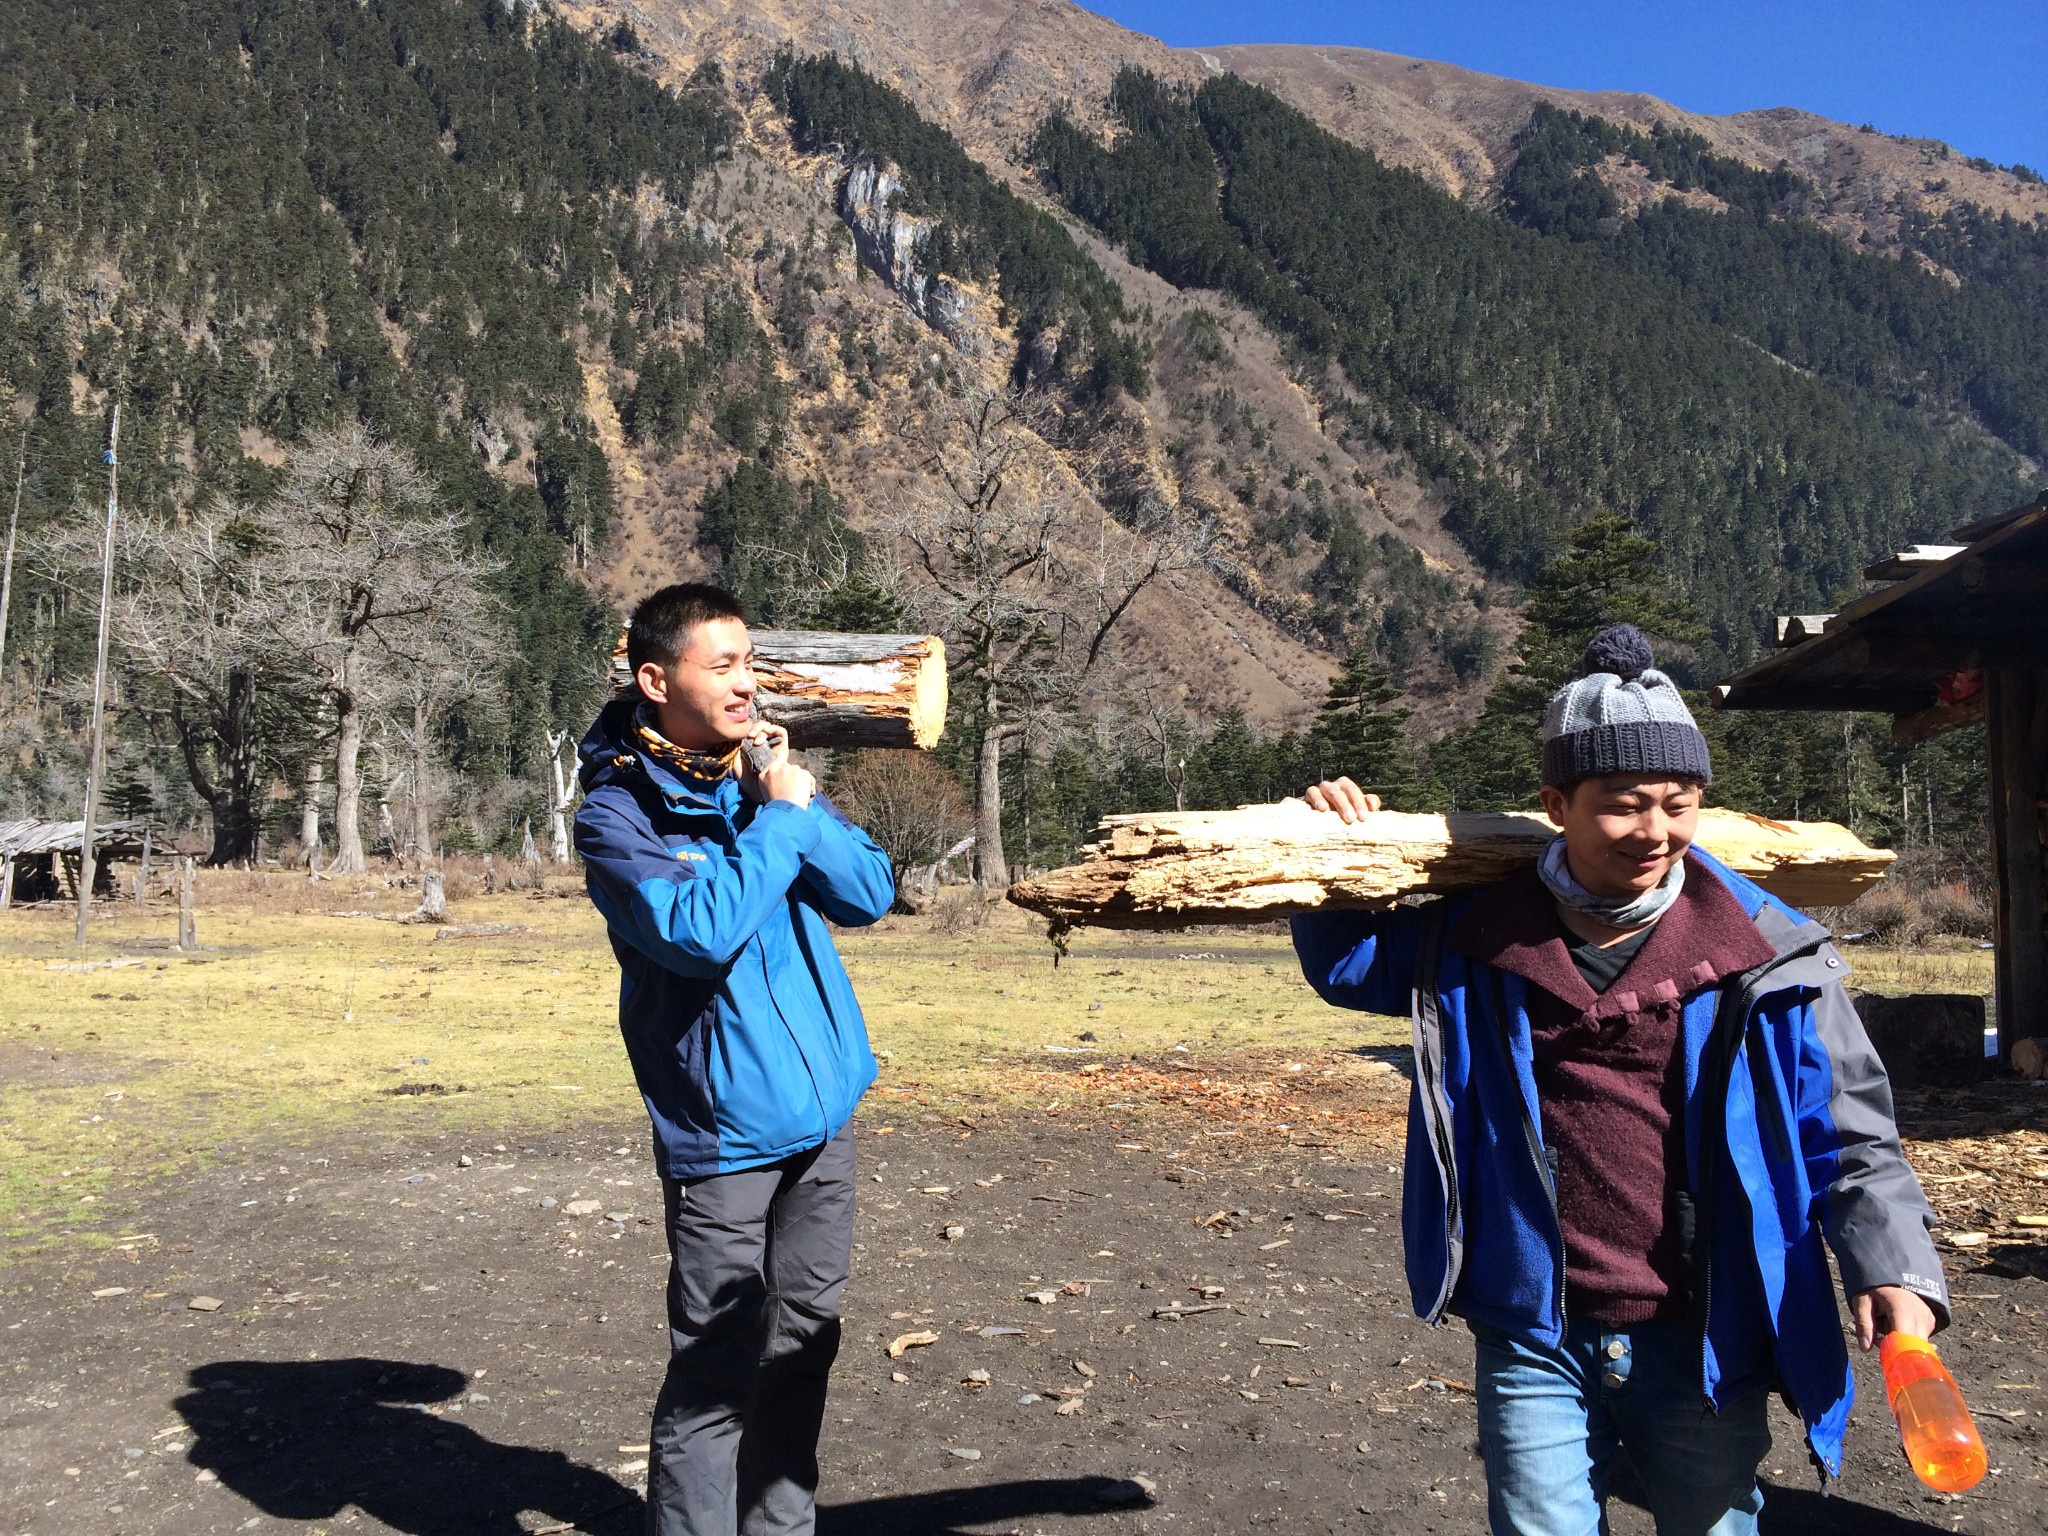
[
  {"left": 0, "top": 818, "right": 155, "bottom": 857},
  {"left": 1714, "top": 494, "right": 2048, "bottom": 725}
]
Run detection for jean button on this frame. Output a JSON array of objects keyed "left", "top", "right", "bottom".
[
  {"left": 1604, "top": 1370, "right": 1625, "bottom": 1388},
  {"left": 1605, "top": 1340, "right": 1626, "bottom": 1360}
]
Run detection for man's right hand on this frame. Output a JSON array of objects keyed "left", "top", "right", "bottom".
[
  {"left": 757, "top": 759, "right": 816, "bottom": 810},
  {"left": 1302, "top": 777, "right": 1381, "bottom": 824}
]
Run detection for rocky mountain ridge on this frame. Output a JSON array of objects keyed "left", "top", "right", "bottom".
[{"left": 557, "top": 2, "right": 2041, "bottom": 737}]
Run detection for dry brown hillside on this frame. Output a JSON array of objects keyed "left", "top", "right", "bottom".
[
  {"left": 548, "top": 27, "right": 1387, "bottom": 732},
  {"left": 556, "top": 1, "right": 2041, "bottom": 738},
  {"left": 582, "top": 1, "right": 2047, "bottom": 251},
  {"left": 557, "top": 1, "right": 1519, "bottom": 734}
]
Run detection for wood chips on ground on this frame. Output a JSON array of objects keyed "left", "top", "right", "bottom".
[{"left": 1897, "top": 1081, "right": 2048, "bottom": 1283}]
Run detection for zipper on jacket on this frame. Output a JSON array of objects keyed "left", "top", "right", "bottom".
[
  {"left": 1490, "top": 969, "right": 1566, "bottom": 1333},
  {"left": 1694, "top": 980, "right": 1748, "bottom": 1411}
]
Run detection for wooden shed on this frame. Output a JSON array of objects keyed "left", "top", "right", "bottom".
[
  {"left": 0, "top": 818, "right": 157, "bottom": 906},
  {"left": 1712, "top": 493, "right": 2047, "bottom": 1061}
]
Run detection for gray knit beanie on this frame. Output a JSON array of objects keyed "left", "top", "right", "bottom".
[{"left": 1540, "top": 625, "right": 1713, "bottom": 788}]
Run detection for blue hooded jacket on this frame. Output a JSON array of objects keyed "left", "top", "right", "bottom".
[
  {"left": 1293, "top": 849, "right": 1948, "bottom": 1475},
  {"left": 574, "top": 697, "right": 895, "bottom": 1178}
]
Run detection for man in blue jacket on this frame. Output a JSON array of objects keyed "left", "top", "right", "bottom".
[
  {"left": 1292, "top": 625, "right": 1948, "bottom": 1536},
  {"left": 575, "top": 582, "right": 896, "bottom": 1536}
]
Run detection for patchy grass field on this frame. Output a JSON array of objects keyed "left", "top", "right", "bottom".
[
  {"left": 0, "top": 878, "right": 1405, "bottom": 1246},
  {"left": 2, "top": 878, "right": 2042, "bottom": 1536}
]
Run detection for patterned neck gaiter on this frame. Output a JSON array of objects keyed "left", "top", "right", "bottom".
[{"left": 633, "top": 704, "right": 741, "bottom": 787}]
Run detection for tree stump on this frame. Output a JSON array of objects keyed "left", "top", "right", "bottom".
[
  {"left": 401, "top": 862, "right": 447, "bottom": 925},
  {"left": 177, "top": 858, "right": 198, "bottom": 952}
]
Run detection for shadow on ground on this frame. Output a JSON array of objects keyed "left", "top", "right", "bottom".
[
  {"left": 819, "top": 1479, "right": 1138, "bottom": 1534},
  {"left": 175, "top": 1358, "right": 1128, "bottom": 1535},
  {"left": 1754, "top": 1480, "right": 1953, "bottom": 1535},
  {"left": 1609, "top": 1456, "right": 1950, "bottom": 1536},
  {"left": 176, "top": 1359, "right": 640, "bottom": 1536}
]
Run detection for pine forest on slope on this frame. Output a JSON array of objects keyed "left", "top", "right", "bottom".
[
  {"left": 0, "top": 0, "right": 2033, "bottom": 884},
  {"left": 1030, "top": 70, "right": 2031, "bottom": 643}
]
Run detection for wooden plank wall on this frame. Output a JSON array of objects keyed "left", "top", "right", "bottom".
[{"left": 1987, "top": 668, "right": 2048, "bottom": 1060}]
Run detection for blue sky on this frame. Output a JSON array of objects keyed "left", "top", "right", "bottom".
[{"left": 1085, "top": 2, "right": 2047, "bottom": 174}]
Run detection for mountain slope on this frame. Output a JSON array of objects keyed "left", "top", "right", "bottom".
[
  {"left": 5, "top": 0, "right": 2036, "bottom": 858},
  {"left": 1203, "top": 42, "right": 2048, "bottom": 241},
  {"left": 575, "top": 2, "right": 2036, "bottom": 643}
]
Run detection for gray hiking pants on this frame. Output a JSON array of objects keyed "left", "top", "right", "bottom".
[{"left": 647, "top": 1125, "right": 855, "bottom": 1536}]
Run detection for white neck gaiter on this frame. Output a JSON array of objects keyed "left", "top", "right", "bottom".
[{"left": 1537, "top": 836, "right": 1684, "bottom": 930}]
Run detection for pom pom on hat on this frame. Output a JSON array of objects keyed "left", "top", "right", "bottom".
[{"left": 1580, "top": 623, "right": 1655, "bottom": 681}]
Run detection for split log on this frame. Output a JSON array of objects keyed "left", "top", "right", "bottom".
[
  {"left": 611, "top": 630, "right": 947, "bottom": 750},
  {"left": 1008, "top": 803, "right": 1895, "bottom": 930}
]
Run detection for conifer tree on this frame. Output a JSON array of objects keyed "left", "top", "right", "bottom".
[
  {"left": 1429, "top": 512, "right": 1705, "bottom": 809},
  {"left": 1303, "top": 651, "right": 1420, "bottom": 806}
]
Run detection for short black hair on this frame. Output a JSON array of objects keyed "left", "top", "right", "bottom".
[{"left": 626, "top": 582, "right": 747, "bottom": 674}]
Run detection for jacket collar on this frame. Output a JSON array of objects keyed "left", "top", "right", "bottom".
[
  {"left": 1447, "top": 850, "right": 1777, "bottom": 1016},
  {"left": 578, "top": 696, "right": 734, "bottom": 815}
]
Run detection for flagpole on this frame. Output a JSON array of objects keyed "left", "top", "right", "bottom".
[
  {"left": 0, "top": 423, "right": 26, "bottom": 685},
  {"left": 76, "top": 406, "right": 119, "bottom": 948}
]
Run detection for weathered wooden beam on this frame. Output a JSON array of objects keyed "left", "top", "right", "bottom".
[
  {"left": 1985, "top": 669, "right": 2048, "bottom": 1062},
  {"left": 1891, "top": 690, "right": 1988, "bottom": 746},
  {"left": 1009, "top": 804, "right": 1896, "bottom": 930},
  {"left": 1863, "top": 545, "right": 1967, "bottom": 581},
  {"left": 610, "top": 630, "right": 948, "bottom": 750}
]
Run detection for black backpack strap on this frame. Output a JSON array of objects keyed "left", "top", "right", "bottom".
[
  {"left": 1412, "top": 897, "right": 1451, "bottom": 1005},
  {"left": 1408, "top": 898, "right": 1463, "bottom": 1322}
]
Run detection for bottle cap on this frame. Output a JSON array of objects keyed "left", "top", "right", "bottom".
[{"left": 1880, "top": 1331, "right": 1936, "bottom": 1368}]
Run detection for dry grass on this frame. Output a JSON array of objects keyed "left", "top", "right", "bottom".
[
  {"left": 7, "top": 867, "right": 1995, "bottom": 1251},
  {"left": 0, "top": 875, "right": 1404, "bottom": 1247},
  {"left": 1840, "top": 940, "right": 1996, "bottom": 1000}
]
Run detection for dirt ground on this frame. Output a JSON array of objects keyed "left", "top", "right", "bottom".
[{"left": 4, "top": 1048, "right": 2045, "bottom": 1536}]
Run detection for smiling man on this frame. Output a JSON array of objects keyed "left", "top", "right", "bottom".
[
  {"left": 1292, "top": 624, "right": 1948, "bottom": 1536},
  {"left": 574, "top": 582, "right": 895, "bottom": 1536}
]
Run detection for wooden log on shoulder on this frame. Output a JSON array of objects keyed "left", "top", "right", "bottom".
[
  {"left": 611, "top": 630, "right": 947, "bottom": 750},
  {"left": 1008, "top": 803, "right": 1895, "bottom": 930}
]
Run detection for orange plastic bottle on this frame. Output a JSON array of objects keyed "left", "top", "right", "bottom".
[{"left": 1879, "top": 1332, "right": 1986, "bottom": 1493}]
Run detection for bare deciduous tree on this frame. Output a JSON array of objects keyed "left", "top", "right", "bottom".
[
  {"left": 880, "top": 388, "right": 1217, "bottom": 887},
  {"left": 544, "top": 727, "right": 577, "bottom": 864},
  {"left": 380, "top": 597, "right": 504, "bottom": 866},
  {"left": 265, "top": 426, "right": 499, "bottom": 874},
  {"left": 828, "top": 748, "right": 972, "bottom": 884},
  {"left": 39, "top": 500, "right": 281, "bottom": 865}
]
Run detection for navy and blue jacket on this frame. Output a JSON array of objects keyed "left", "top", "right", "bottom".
[
  {"left": 1293, "top": 849, "right": 1948, "bottom": 1475},
  {"left": 574, "top": 698, "right": 894, "bottom": 1178}
]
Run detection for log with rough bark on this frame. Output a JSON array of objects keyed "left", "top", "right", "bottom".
[
  {"left": 1009, "top": 803, "right": 1895, "bottom": 930},
  {"left": 610, "top": 630, "right": 947, "bottom": 750}
]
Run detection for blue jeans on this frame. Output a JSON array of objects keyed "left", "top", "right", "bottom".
[{"left": 1471, "top": 1318, "right": 1771, "bottom": 1536}]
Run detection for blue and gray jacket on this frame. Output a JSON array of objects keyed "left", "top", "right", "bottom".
[
  {"left": 1293, "top": 849, "right": 1948, "bottom": 1475},
  {"left": 574, "top": 698, "right": 894, "bottom": 1178}
]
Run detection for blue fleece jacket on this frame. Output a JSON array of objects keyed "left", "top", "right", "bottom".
[{"left": 574, "top": 697, "right": 895, "bottom": 1177}]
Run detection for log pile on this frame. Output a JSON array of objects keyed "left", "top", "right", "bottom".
[
  {"left": 611, "top": 630, "right": 947, "bottom": 750},
  {"left": 1008, "top": 803, "right": 1895, "bottom": 930}
]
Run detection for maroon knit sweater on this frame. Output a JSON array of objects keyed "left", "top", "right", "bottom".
[{"left": 1446, "top": 854, "right": 1777, "bottom": 1324}]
